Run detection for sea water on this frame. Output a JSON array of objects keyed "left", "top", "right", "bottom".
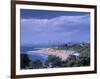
[{"left": 21, "top": 46, "right": 48, "bottom": 62}]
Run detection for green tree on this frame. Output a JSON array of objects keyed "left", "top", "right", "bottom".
[
  {"left": 77, "top": 57, "right": 90, "bottom": 66},
  {"left": 45, "top": 55, "right": 62, "bottom": 68},
  {"left": 21, "top": 53, "right": 30, "bottom": 69},
  {"left": 30, "top": 59, "right": 43, "bottom": 69},
  {"left": 64, "top": 57, "right": 90, "bottom": 67}
]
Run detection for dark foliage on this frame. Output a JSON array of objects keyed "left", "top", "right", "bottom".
[
  {"left": 65, "top": 57, "right": 90, "bottom": 67},
  {"left": 30, "top": 59, "right": 43, "bottom": 69},
  {"left": 20, "top": 53, "right": 30, "bottom": 69},
  {"left": 45, "top": 55, "right": 62, "bottom": 68}
]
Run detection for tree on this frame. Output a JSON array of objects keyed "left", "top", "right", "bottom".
[
  {"left": 30, "top": 59, "right": 43, "bottom": 69},
  {"left": 64, "top": 57, "right": 90, "bottom": 67},
  {"left": 77, "top": 57, "right": 90, "bottom": 66},
  {"left": 45, "top": 55, "right": 62, "bottom": 68},
  {"left": 21, "top": 53, "right": 30, "bottom": 69}
]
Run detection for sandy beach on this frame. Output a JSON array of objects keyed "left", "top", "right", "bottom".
[{"left": 30, "top": 48, "right": 77, "bottom": 61}]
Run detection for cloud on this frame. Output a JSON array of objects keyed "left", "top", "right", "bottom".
[{"left": 20, "top": 14, "right": 90, "bottom": 46}]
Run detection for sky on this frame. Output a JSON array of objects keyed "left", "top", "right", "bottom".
[{"left": 20, "top": 9, "right": 90, "bottom": 46}]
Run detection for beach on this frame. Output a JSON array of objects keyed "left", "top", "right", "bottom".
[{"left": 29, "top": 48, "right": 77, "bottom": 61}]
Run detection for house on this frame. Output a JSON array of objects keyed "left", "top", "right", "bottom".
[{"left": 72, "top": 52, "right": 80, "bottom": 59}]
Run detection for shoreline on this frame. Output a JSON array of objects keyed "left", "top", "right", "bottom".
[{"left": 27, "top": 48, "right": 77, "bottom": 61}]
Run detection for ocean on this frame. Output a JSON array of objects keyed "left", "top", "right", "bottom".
[{"left": 21, "top": 46, "right": 48, "bottom": 61}]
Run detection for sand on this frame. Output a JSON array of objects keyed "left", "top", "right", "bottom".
[{"left": 31, "top": 48, "right": 76, "bottom": 61}]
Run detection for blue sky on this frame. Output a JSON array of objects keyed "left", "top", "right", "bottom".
[{"left": 20, "top": 9, "right": 90, "bottom": 46}]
